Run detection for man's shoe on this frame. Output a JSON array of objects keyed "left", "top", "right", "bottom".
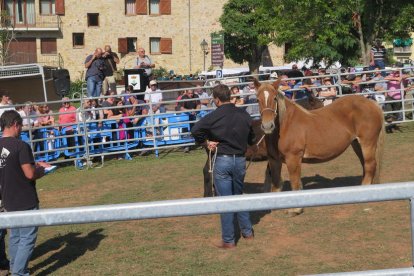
[
  {"left": 214, "top": 241, "right": 236, "bottom": 249},
  {"left": 243, "top": 229, "right": 254, "bottom": 240}
]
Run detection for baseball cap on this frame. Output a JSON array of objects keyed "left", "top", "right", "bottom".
[
  {"left": 270, "top": 72, "right": 278, "bottom": 79},
  {"left": 149, "top": 80, "right": 157, "bottom": 86}
]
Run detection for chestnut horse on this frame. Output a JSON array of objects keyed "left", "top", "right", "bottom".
[
  {"left": 202, "top": 93, "right": 324, "bottom": 197},
  {"left": 254, "top": 79, "right": 385, "bottom": 215}
]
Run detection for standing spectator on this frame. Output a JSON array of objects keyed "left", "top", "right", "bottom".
[
  {"left": 134, "top": 48, "right": 155, "bottom": 80},
  {"left": 144, "top": 80, "right": 165, "bottom": 113},
  {"left": 317, "top": 78, "right": 337, "bottom": 106},
  {"left": 243, "top": 82, "right": 259, "bottom": 115},
  {"left": 85, "top": 48, "right": 106, "bottom": 98},
  {"left": 286, "top": 64, "right": 304, "bottom": 79},
  {"left": 370, "top": 39, "right": 386, "bottom": 75},
  {"left": 385, "top": 70, "right": 405, "bottom": 121},
  {"left": 371, "top": 68, "right": 388, "bottom": 91},
  {"left": 0, "top": 91, "right": 14, "bottom": 117},
  {"left": 0, "top": 110, "right": 50, "bottom": 276},
  {"left": 194, "top": 85, "right": 210, "bottom": 109},
  {"left": 102, "top": 45, "right": 120, "bottom": 95},
  {"left": 191, "top": 84, "right": 255, "bottom": 249}
]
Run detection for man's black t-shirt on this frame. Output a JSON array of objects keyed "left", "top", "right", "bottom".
[
  {"left": 0, "top": 137, "right": 38, "bottom": 211},
  {"left": 103, "top": 52, "right": 119, "bottom": 77}
]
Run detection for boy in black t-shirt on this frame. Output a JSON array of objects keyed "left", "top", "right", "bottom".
[{"left": 0, "top": 110, "right": 50, "bottom": 275}]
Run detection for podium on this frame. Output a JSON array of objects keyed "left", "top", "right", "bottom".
[{"left": 123, "top": 69, "right": 149, "bottom": 100}]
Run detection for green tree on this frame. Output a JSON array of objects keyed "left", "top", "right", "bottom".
[
  {"left": 219, "top": 0, "right": 277, "bottom": 73},
  {"left": 267, "top": 0, "right": 414, "bottom": 66},
  {"left": 0, "top": 10, "right": 16, "bottom": 66}
]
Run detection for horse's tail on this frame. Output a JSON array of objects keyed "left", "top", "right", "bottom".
[{"left": 373, "top": 114, "right": 385, "bottom": 184}]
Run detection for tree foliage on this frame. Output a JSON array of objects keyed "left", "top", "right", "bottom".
[
  {"left": 219, "top": 0, "right": 414, "bottom": 70},
  {"left": 267, "top": 0, "right": 414, "bottom": 66},
  {"left": 219, "top": 0, "right": 277, "bottom": 73},
  {"left": 0, "top": 10, "right": 16, "bottom": 66}
]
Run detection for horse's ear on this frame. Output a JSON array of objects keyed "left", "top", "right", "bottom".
[
  {"left": 272, "top": 76, "right": 282, "bottom": 90},
  {"left": 253, "top": 78, "right": 261, "bottom": 90}
]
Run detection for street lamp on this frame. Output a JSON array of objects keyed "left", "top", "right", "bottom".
[{"left": 200, "top": 39, "right": 209, "bottom": 72}]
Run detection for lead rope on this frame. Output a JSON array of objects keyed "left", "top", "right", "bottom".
[
  {"left": 246, "top": 134, "right": 266, "bottom": 170},
  {"left": 208, "top": 147, "right": 218, "bottom": 196}
]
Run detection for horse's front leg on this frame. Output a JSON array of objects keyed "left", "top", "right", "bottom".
[
  {"left": 285, "top": 154, "right": 304, "bottom": 216},
  {"left": 264, "top": 157, "right": 283, "bottom": 192}
]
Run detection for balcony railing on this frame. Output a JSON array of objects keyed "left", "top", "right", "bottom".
[
  {"left": 5, "top": 52, "right": 64, "bottom": 69},
  {"left": 3, "top": 15, "right": 62, "bottom": 31},
  {"left": 393, "top": 46, "right": 412, "bottom": 54}
]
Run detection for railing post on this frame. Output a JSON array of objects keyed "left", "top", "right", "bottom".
[{"left": 410, "top": 197, "right": 414, "bottom": 266}]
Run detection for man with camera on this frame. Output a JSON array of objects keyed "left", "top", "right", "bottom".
[
  {"left": 102, "top": 45, "right": 120, "bottom": 95},
  {"left": 84, "top": 48, "right": 106, "bottom": 98}
]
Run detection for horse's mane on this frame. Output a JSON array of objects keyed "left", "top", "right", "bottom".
[{"left": 275, "top": 91, "right": 286, "bottom": 125}]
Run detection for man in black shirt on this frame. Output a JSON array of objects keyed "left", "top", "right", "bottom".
[
  {"left": 102, "top": 45, "right": 120, "bottom": 94},
  {"left": 0, "top": 110, "right": 50, "bottom": 275},
  {"left": 191, "top": 84, "right": 255, "bottom": 249}
]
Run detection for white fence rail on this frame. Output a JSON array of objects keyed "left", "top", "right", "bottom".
[{"left": 0, "top": 182, "right": 414, "bottom": 275}]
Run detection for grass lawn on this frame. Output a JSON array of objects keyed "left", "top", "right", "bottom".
[{"left": 13, "top": 122, "right": 414, "bottom": 275}]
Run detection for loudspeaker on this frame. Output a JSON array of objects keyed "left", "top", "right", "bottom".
[{"left": 53, "top": 69, "right": 71, "bottom": 96}]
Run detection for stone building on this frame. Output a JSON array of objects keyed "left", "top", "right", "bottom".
[{"left": 1, "top": 0, "right": 285, "bottom": 80}]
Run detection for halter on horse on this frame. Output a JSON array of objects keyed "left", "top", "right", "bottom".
[{"left": 254, "top": 78, "right": 385, "bottom": 216}]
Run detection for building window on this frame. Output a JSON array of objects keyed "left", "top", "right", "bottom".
[
  {"left": 150, "top": 0, "right": 160, "bottom": 15},
  {"left": 41, "top": 38, "right": 57, "bottom": 54},
  {"left": 150, "top": 37, "right": 160, "bottom": 54},
  {"left": 5, "top": 0, "right": 36, "bottom": 25},
  {"left": 87, "top": 13, "right": 99, "bottom": 27},
  {"left": 125, "top": 0, "right": 136, "bottom": 15},
  {"left": 40, "top": 0, "right": 56, "bottom": 15},
  {"left": 73, "top": 33, "right": 84, "bottom": 48},
  {"left": 127, "top": 37, "right": 137, "bottom": 53}
]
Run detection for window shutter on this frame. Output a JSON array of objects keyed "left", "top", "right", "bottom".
[
  {"left": 160, "top": 38, "right": 172, "bottom": 54},
  {"left": 41, "top": 38, "right": 57, "bottom": 54},
  {"left": 55, "top": 0, "right": 65, "bottom": 15},
  {"left": 118, "top": 38, "right": 128, "bottom": 54},
  {"left": 159, "top": 0, "right": 171, "bottom": 15},
  {"left": 136, "top": 0, "right": 147, "bottom": 15}
]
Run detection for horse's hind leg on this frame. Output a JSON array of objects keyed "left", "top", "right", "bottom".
[
  {"left": 285, "top": 155, "right": 304, "bottom": 216},
  {"left": 351, "top": 139, "right": 365, "bottom": 178},
  {"left": 359, "top": 141, "right": 378, "bottom": 185}
]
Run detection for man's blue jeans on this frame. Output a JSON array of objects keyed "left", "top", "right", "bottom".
[
  {"left": 86, "top": 76, "right": 103, "bottom": 98},
  {"left": 9, "top": 207, "right": 38, "bottom": 276},
  {"left": 213, "top": 155, "right": 253, "bottom": 244}
]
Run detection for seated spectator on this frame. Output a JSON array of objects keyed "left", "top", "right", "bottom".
[
  {"left": 106, "top": 98, "right": 124, "bottom": 120},
  {"left": 101, "top": 91, "right": 118, "bottom": 119},
  {"left": 58, "top": 97, "right": 77, "bottom": 153},
  {"left": 194, "top": 85, "right": 210, "bottom": 109},
  {"left": 279, "top": 75, "right": 291, "bottom": 94},
  {"left": 230, "top": 86, "right": 245, "bottom": 105},
  {"left": 21, "top": 102, "right": 39, "bottom": 130},
  {"left": 144, "top": 80, "right": 166, "bottom": 113},
  {"left": 242, "top": 82, "right": 259, "bottom": 115},
  {"left": 177, "top": 89, "right": 201, "bottom": 115},
  {"left": 37, "top": 104, "right": 55, "bottom": 127},
  {"left": 317, "top": 78, "right": 337, "bottom": 106},
  {"left": 287, "top": 64, "right": 304, "bottom": 79},
  {"left": 90, "top": 99, "right": 104, "bottom": 126},
  {"left": 77, "top": 98, "right": 94, "bottom": 122},
  {"left": 370, "top": 68, "right": 388, "bottom": 91},
  {"left": 0, "top": 90, "right": 14, "bottom": 117},
  {"left": 175, "top": 89, "right": 187, "bottom": 111}
]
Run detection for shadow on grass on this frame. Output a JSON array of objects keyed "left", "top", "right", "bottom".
[{"left": 31, "top": 228, "right": 105, "bottom": 275}]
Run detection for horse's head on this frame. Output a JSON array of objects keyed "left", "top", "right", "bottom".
[{"left": 254, "top": 77, "right": 283, "bottom": 134}]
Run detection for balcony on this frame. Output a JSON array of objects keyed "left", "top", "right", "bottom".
[
  {"left": 5, "top": 53, "right": 64, "bottom": 69},
  {"left": 393, "top": 46, "right": 412, "bottom": 54},
  {"left": 2, "top": 15, "right": 62, "bottom": 32}
]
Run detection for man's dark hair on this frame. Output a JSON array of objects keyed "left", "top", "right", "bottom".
[
  {"left": 0, "top": 110, "right": 22, "bottom": 131},
  {"left": 212, "top": 84, "right": 231, "bottom": 102}
]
